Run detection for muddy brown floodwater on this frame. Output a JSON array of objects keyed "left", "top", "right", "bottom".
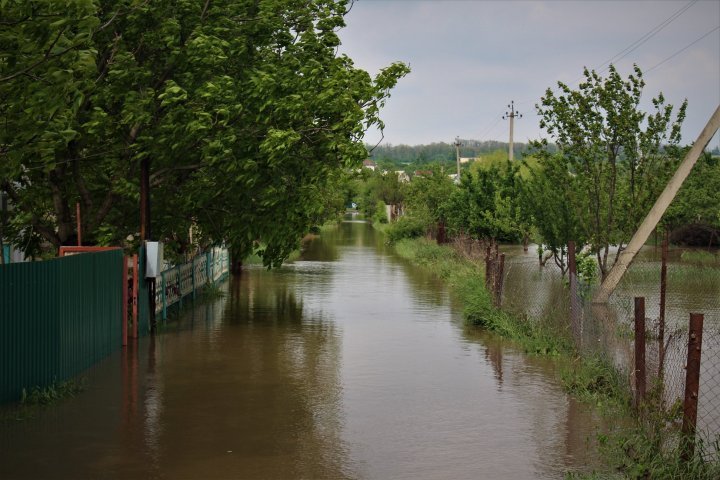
[{"left": 1, "top": 219, "right": 610, "bottom": 479}]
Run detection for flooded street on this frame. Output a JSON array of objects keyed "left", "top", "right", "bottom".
[{"left": 1, "top": 221, "right": 607, "bottom": 479}]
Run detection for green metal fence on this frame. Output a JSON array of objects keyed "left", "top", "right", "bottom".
[{"left": 0, "top": 250, "right": 123, "bottom": 403}]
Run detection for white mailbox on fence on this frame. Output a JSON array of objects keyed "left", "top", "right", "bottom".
[{"left": 145, "top": 241, "right": 164, "bottom": 278}]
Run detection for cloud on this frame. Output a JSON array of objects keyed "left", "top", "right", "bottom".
[{"left": 340, "top": 0, "right": 720, "bottom": 147}]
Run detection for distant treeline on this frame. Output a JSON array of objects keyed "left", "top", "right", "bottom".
[{"left": 367, "top": 140, "right": 557, "bottom": 169}]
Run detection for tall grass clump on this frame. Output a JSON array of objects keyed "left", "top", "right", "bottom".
[
  {"left": 680, "top": 250, "right": 719, "bottom": 265},
  {"left": 21, "top": 379, "right": 85, "bottom": 406}
]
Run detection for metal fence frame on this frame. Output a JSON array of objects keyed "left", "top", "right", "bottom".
[{"left": 154, "top": 247, "right": 229, "bottom": 320}]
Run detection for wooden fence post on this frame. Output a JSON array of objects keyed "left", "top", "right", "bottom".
[
  {"left": 682, "top": 313, "right": 704, "bottom": 461},
  {"left": 485, "top": 246, "right": 492, "bottom": 291},
  {"left": 494, "top": 253, "right": 505, "bottom": 307}
]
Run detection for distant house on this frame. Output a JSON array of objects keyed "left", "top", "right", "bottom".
[
  {"left": 362, "top": 159, "right": 377, "bottom": 171},
  {"left": 413, "top": 170, "right": 433, "bottom": 178},
  {"left": 459, "top": 157, "right": 474, "bottom": 164},
  {"left": 395, "top": 171, "right": 410, "bottom": 183}
]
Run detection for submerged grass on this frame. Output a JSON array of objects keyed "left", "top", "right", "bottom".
[
  {"left": 1, "top": 378, "right": 86, "bottom": 422},
  {"left": 622, "top": 263, "right": 720, "bottom": 290}
]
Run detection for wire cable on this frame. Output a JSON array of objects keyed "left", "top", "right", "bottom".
[
  {"left": 645, "top": 25, "right": 720, "bottom": 74},
  {"left": 594, "top": 0, "right": 699, "bottom": 75}
]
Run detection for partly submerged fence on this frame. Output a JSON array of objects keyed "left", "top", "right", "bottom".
[
  {"left": 487, "top": 238, "right": 720, "bottom": 460},
  {"left": 0, "top": 250, "right": 124, "bottom": 403},
  {"left": 154, "top": 247, "right": 229, "bottom": 320},
  {"left": 0, "top": 246, "right": 230, "bottom": 403}
]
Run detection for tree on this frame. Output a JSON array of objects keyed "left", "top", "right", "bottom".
[
  {"left": 446, "top": 160, "right": 527, "bottom": 243},
  {"left": 403, "top": 164, "right": 455, "bottom": 240},
  {"left": 663, "top": 150, "right": 720, "bottom": 246},
  {"left": 535, "top": 64, "right": 686, "bottom": 279},
  {"left": 521, "top": 153, "right": 584, "bottom": 273},
  {"left": 0, "top": 0, "right": 409, "bottom": 267}
]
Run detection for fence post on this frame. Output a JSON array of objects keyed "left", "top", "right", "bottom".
[
  {"left": 568, "top": 242, "right": 579, "bottom": 344},
  {"left": 659, "top": 229, "right": 668, "bottom": 380},
  {"left": 494, "top": 253, "right": 505, "bottom": 307},
  {"left": 682, "top": 313, "right": 704, "bottom": 461},
  {"left": 485, "top": 246, "right": 492, "bottom": 290},
  {"left": 161, "top": 271, "right": 167, "bottom": 321},
  {"left": 634, "top": 297, "right": 646, "bottom": 408}
]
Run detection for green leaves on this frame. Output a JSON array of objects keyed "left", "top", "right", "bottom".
[
  {"left": 535, "top": 64, "right": 686, "bottom": 277},
  {"left": 0, "top": 0, "right": 408, "bottom": 263}
]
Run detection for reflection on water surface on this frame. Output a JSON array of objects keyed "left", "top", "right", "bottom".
[{"left": 1, "top": 220, "right": 609, "bottom": 479}]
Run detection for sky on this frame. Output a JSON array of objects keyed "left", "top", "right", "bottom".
[{"left": 338, "top": 0, "right": 720, "bottom": 149}]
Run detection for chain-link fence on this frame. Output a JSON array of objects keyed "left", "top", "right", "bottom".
[{"left": 490, "top": 241, "right": 720, "bottom": 458}]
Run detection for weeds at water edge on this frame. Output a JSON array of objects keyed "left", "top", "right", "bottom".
[
  {"left": 1, "top": 378, "right": 87, "bottom": 423},
  {"left": 393, "top": 238, "right": 572, "bottom": 356}
]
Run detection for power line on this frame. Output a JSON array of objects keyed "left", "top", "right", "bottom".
[
  {"left": 477, "top": 117, "right": 502, "bottom": 140},
  {"left": 594, "top": 0, "right": 699, "bottom": 75},
  {"left": 645, "top": 25, "right": 720, "bottom": 74},
  {"left": 511, "top": 0, "right": 704, "bottom": 109}
]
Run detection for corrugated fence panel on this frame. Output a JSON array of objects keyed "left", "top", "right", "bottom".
[{"left": 0, "top": 250, "right": 123, "bottom": 403}]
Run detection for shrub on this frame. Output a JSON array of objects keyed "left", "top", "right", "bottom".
[{"left": 385, "top": 216, "right": 426, "bottom": 244}]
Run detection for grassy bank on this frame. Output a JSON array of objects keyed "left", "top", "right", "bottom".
[
  {"left": 390, "top": 236, "right": 720, "bottom": 478},
  {"left": 393, "top": 238, "right": 573, "bottom": 356}
]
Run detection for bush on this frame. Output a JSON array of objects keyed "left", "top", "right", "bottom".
[
  {"left": 373, "top": 200, "right": 388, "bottom": 224},
  {"left": 385, "top": 216, "right": 426, "bottom": 244}
]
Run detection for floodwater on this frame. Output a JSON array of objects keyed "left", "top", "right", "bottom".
[
  {"left": 1, "top": 220, "right": 609, "bottom": 479},
  {"left": 500, "top": 243, "right": 720, "bottom": 443}
]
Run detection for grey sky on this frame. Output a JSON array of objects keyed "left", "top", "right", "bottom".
[{"left": 338, "top": 0, "right": 720, "bottom": 148}]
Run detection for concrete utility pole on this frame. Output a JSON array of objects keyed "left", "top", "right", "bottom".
[
  {"left": 594, "top": 104, "right": 720, "bottom": 303},
  {"left": 503, "top": 100, "right": 522, "bottom": 161},
  {"left": 454, "top": 136, "right": 462, "bottom": 180}
]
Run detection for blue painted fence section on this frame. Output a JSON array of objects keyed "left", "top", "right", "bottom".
[
  {"left": 0, "top": 250, "right": 123, "bottom": 403},
  {"left": 155, "top": 247, "right": 229, "bottom": 319}
]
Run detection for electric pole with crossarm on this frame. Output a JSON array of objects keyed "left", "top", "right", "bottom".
[{"left": 503, "top": 100, "right": 522, "bottom": 161}]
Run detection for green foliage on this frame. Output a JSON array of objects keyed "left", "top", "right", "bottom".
[
  {"left": 0, "top": 1, "right": 409, "bottom": 268},
  {"left": 392, "top": 237, "right": 572, "bottom": 356},
  {"left": 522, "top": 153, "right": 585, "bottom": 273},
  {"left": 199, "top": 282, "right": 226, "bottom": 300},
  {"left": 385, "top": 215, "right": 426, "bottom": 243},
  {"left": 368, "top": 139, "right": 538, "bottom": 171},
  {"left": 446, "top": 160, "right": 529, "bottom": 243},
  {"left": 560, "top": 356, "right": 627, "bottom": 405},
  {"left": 664, "top": 151, "right": 720, "bottom": 239},
  {"left": 593, "top": 384, "right": 720, "bottom": 479},
  {"left": 20, "top": 379, "right": 85, "bottom": 406},
  {"left": 534, "top": 64, "right": 686, "bottom": 278},
  {"left": 373, "top": 200, "right": 388, "bottom": 224},
  {"left": 352, "top": 168, "right": 404, "bottom": 220},
  {"left": 403, "top": 164, "right": 456, "bottom": 235},
  {"left": 679, "top": 250, "right": 719, "bottom": 265}
]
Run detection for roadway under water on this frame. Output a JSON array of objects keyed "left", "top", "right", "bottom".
[{"left": 1, "top": 220, "right": 609, "bottom": 479}]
